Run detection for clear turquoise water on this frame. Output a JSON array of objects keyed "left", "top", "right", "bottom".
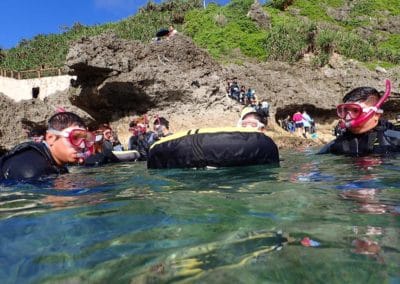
[{"left": 0, "top": 149, "right": 399, "bottom": 283}]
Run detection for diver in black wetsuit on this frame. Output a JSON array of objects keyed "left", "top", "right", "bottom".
[
  {"left": 84, "top": 124, "right": 120, "bottom": 166},
  {"left": 127, "top": 119, "right": 156, "bottom": 161},
  {"left": 0, "top": 112, "right": 93, "bottom": 181},
  {"left": 319, "top": 81, "right": 400, "bottom": 156},
  {"left": 153, "top": 117, "right": 173, "bottom": 140}
]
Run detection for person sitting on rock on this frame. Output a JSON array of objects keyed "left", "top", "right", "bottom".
[
  {"left": 245, "top": 89, "right": 257, "bottom": 106},
  {"left": 0, "top": 112, "right": 94, "bottom": 181},
  {"left": 319, "top": 82, "right": 400, "bottom": 156},
  {"left": 128, "top": 116, "right": 156, "bottom": 161},
  {"left": 225, "top": 79, "right": 232, "bottom": 96},
  {"left": 257, "top": 101, "right": 270, "bottom": 120},
  {"left": 229, "top": 80, "right": 240, "bottom": 101},
  {"left": 239, "top": 85, "right": 246, "bottom": 104},
  {"left": 168, "top": 25, "right": 178, "bottom": 37}
]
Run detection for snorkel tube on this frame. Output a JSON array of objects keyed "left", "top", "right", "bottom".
[
  {"left": 76, "top": 146, "right": 94, "bottom": 164},
  {"left": 342, "top": 79, "right": 391, "bottom": 129}
]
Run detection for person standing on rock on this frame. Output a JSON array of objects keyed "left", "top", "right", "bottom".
[
  {"left": 301, "top": 110, "right": 313, "bottom": 138},
  {"left": 319, "top": 81, "right": 400, "bottom": 156},
  {"left": 0, "top": 112, "right": 94, "bottom": 181},
  {"left": 292, "top": 111, "right": 304, "bottom": 137}
]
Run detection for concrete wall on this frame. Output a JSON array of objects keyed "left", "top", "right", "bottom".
[{"left": 0, "top": 75, "right": 76, "bottom": 102}]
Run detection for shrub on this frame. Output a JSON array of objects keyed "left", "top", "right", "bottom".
[
  {"left": 265, "top": 21, "right": 315, "bottom": 63},
  {"left": 335, "top": 32, "right": 374, "bottom": 62},
  {"left": 314, "top": 29, "right": 337, "bottom": 66},
  {"left": 270, "top": 0, "right": 295, "bottom": 11}
]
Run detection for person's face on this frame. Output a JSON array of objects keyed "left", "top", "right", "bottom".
[
  {"left": 46, "top": 125, "right": 91, "bottom": 165},
  {"left": 241, "top": 114, "right": 265, "bottom": 131},
  {"left": 154, "top": 124, "right": 164, "bottom": 136},
  {"left": 103, "top": 129, "right": 112, "bottom": 141},
  {"left": 345, "top": 98, "right": 381, "bottom": 134}
]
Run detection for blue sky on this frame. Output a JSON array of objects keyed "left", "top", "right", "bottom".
[{"left": 0, "top": 0, "right": 233, "bottom": 49}]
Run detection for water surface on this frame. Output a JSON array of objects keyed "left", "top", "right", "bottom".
[{"left": 1, "top": 149, "right": 399, "bottom": 283}]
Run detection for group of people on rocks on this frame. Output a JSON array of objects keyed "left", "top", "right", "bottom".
[
  {"left": 226, "top": 79, "right": 260, "bottom": 106},
  {"left": 226, "top": 78, "right": 271, "bottom": 122},
  {"left": 280, "top": 110, "right": 316, "bottom": 138},
  {"left": 0, "top": 81, "right": 399, "bottom": 182}
]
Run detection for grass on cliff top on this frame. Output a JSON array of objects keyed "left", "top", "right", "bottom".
[
  {"left": 0, "top": 0, "right": 399, "bottom": 71},
  {"left": 0, "top": 0, "right": 194, "bottom": 71}
]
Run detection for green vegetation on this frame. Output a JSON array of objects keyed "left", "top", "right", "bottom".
[
  {"left": 0, "top": 0, "right": 399, "bottom": 71},
  {"left": 264, "top": 21, "right": 315, "bottom": 63}
]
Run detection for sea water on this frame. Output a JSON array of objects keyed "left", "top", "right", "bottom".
[{"left": 0, "top": 149, "right": 399, "bottom": 283}]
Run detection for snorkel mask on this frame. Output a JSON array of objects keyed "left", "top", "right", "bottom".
[
  {"left": 47, "top": 128, "right": 96, "bottom": 162},
  {"left": 338, "top": 80, "right": 391, "bottom": 129}
]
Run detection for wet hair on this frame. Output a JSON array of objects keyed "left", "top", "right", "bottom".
[
  {"left": 242, "top": 110, "right": 265, "bottom": 125},
  {"left": 47, "top": 112, "right": 86, "bottom": 131},
  {"left": 97, "top": 123, "right": 112, "bottom": 133},
  {"left": 30, "top": 127, "right": 46, "bottom": 137},
  {"left": 154, "top": 117, "right": 169, "bottom": 129},
  {"left": 342, "top": 87, "right": 381, "bottom": 103}
]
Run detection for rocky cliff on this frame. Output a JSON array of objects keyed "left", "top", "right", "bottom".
[{"left": 0, "top": 33, "right": 399, "bottom": 153}]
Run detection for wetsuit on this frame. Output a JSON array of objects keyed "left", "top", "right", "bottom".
[
  {"left": 0, "top": 142, "right": 67, "bottom": 181},
  {"left": 319, "top": 120, "right": 400, "bottom": 156},
  {"left": 84, "top": 140, "right": 120, "bottom": 166},
  {"left": 128, "top": 132, "right": 156, "bottom": 161}
]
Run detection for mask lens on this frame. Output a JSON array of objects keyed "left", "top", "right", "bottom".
[
  {"left": 84, "top": 132, "right": 95, "bottom": 147},
  {"left": 242, "top": 121, "right": 258, "bottom": 128},
  {"left": 69, "top": 129, "right": 95, "bottom": 147},
  {"left": 103, "top": 130, "right": 112, "bottom": 138},
  {"left": 337, "top": 104, "right": 362, "bottom": 119},
  {"left": 241, "top": 119, "right": 264, "bottom": 129}
]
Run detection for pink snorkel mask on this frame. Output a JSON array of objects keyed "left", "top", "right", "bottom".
[{"left": 338, "top": 80, "right": 391, "bottom": 129}]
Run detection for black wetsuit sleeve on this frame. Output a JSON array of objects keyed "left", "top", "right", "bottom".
[
  {"left": 84, "top": 153, "right": 108, "bottom": 166},
  {"left": 128, "top": 136, "right": 138, "bottom": 151},
  {"left": 85, "top": 141, "right": 120, "bottom": 166},
  {"left": 1, "top": 149, "right": 57, "bottom": 180},
  {"left": 102, "top": 141, "right": 120, "bottom": 163}
]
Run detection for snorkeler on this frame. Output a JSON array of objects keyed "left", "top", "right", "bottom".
[
  {"left": 319, "top": 80, "right": 400, "bottom": 156},
  {"left": 237, "top": 106, "right": 268, "bottom": 131},
  {"left": 0, "top": 112, "right": 94, "bottom": 181},
  {"left": 83, "top": 124, "right": 120, "bottom": 166}
]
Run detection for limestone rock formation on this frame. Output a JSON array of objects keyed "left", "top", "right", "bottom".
[
  {"left": 66, "top": 33, "right": 224, "bottom": 121},
  {"left": 1, "top": 32, "right": 399, "bottom": 152},
  {"left": 0, "top": 91, "right": 93, "bottom": 153}
]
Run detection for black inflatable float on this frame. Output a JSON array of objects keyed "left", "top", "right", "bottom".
[{"left": 147, "top": 127, "right": 279, "bottom": 169}]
